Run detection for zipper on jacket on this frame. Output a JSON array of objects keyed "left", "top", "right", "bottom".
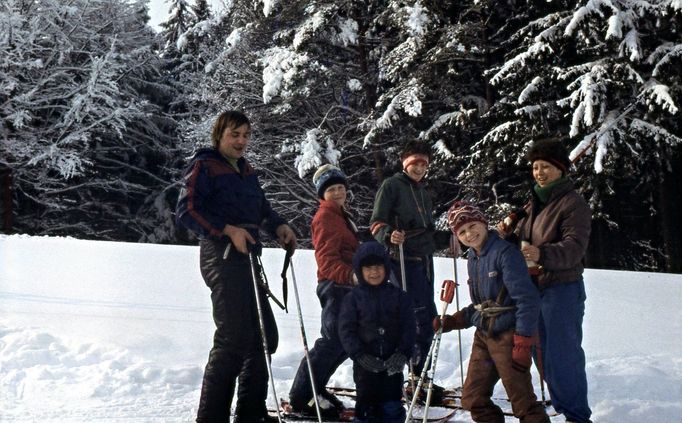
[{"left": 371, "top": 286, "right": 385, "bottom": 358}]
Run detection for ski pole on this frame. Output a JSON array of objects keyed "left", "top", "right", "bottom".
[
  {"left": 404, "top": 335, "right": 437, "bottom": 423},
  {"left": 287, "top": 245, "right": 323, "bottom": 423},
  {"left": 405, "top": 280, "right": 456, "bottom": 423},
  {"left": 248, "top": 249, "right": 283, "bottom": 423},
  {"left": 396, "top": 224, "right": 417, "bottom": 394},
  {"left": 421, "top": 279, "right": 456, "bottom": 422},
  {"left": 534, "top": 340, "right": 547, "bottom": 404},
  {"left": 450, "top": 236, "right": 465, "bottom": 388}
]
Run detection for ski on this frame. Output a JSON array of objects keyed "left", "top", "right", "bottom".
[
  {"left": 326, "top": 386, "right": 558, "bottom": 418},
  {"left": 270, "top": 399, "right": 458, "bottom": 422},
  {"left": 271, "top": 399, "right": 354, "bottom": 422},
  {"left": 327, "top": 385, "right": 463, "bottom": 399},
  {"left": 329, "top": 384, "right": 550, "bottom": 407},
  {"left": 442, "top": 397, "right": 559, "bottom": 418},
  {"left": 406, "top": 407, "right": 459, "bottom": 422}
]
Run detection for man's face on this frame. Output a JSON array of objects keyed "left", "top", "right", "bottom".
[
  {"left": 362, "top": 264, "right": 386, "bottom": 286},
  {"left": 219, "top": 123, "right": 251, "bottom": 160},
  {"left": 456, "top": 221, "right": 488, "bottom": 252}
]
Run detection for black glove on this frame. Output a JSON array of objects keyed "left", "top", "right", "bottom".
[
  {"left": 385, "top": 352, "right": 407, "bottom": 376},
  {"left": 356, "top": 354, "right": 386, "bottom": 373}
]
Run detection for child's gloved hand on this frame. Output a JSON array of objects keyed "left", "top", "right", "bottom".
[
  {"left": 512, "top": 334, "right": 535, "bottom": 372},
  {"left": 432, "top": 310, "right": 467, "bottom": 333},
  {"left": 356, "top": 354, "right": 386, "bottom": 373},
  {"left": 384, "top": 353, "right": 407, "bottom": 376}
]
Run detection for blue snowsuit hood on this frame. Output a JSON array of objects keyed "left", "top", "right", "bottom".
[{"left": 352, "top": 241, "right": 392, "bottom": 287}]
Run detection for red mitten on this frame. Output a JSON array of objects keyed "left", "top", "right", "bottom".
[
  {"left": 512, "top": 334, "right": 535, "bottom": 372},
  {"left": 432, "top": 310, "right": 467, "bottom": 333}
]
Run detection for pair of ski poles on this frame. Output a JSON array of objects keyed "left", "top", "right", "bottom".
[
  {"left": 247, "top": 241, "right": 469, "bottom": 423},
  {"left": 245, "top": 244, "right": 325, "bottom": 423},
  {"left": 404, "top": 278, "right": 457, "bottom": 423},
  {"left": 403, "top": 238, "right": 465, "bottom": 423}
]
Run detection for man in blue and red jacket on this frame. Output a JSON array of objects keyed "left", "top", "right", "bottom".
[{"left": 176, "top": 110, "right": 296, "bottom": 423}]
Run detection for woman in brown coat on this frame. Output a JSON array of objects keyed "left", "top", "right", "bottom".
[{"left": 498, "top": 138, "right": 593, "bottom": 423}]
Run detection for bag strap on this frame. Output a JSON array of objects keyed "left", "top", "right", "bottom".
[{"left": 279, "top": 245, "right": 294, "bottom": 313}]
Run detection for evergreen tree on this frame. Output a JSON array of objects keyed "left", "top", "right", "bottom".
[
  {"left": 162, "top": 0, "right": 682, "bottom": 271},
  {"left": 159, "top": 0, "right": 194, "bottom": 54},
  {"left": 172, "top": 0, "right": 495, "bottom": 244},
  {"left": 461, "top": 0, "right": 682, "bottom": 270},
  {"left": 192, "top": 0, "right": 211, "bottom": 22},
  {"left": 0, "top": 0, "right": 181, "bottom": 242}
]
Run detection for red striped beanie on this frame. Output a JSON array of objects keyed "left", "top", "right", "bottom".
[{"left": 447, "top": 201, "right": 488, "bottom": 233}]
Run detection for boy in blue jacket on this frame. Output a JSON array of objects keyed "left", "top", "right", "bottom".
[
  {"left": 435, "top": 201, "right": 549, "bottom": 423},
  {"left": 339, "top": 241, "right": 416, "bottom": 422}
]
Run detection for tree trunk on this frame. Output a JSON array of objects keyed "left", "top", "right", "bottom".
[
  {"left": 659, "top": 150, "right": 682, "bottom": 273},
  {"left": 0, "top": 166, "right": 12, "bottom": 233},
  {"left": 585, "top": 219, "right": 607, "bottom": 269}
]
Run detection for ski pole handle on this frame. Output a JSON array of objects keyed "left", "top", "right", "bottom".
[{"left": 440, "top": 279, "right": 456, "bottom": 304}]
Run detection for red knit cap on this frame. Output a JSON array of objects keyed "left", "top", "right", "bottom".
[
  {"left": 447, "top": 201, "right": 488, "bottom": 233},
  {"left": 402, "top": 154, "right": 429, "bottom": 171}
]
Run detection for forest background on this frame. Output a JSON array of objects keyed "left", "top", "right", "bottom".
[{"left": 1, "top": 0, "right": 681, "bottom": 272}]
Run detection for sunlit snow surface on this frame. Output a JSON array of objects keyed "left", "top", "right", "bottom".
[{"left": 1, "top": 234, "right": 681, "bottom": 422}]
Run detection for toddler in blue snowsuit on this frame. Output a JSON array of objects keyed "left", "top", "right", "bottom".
[{"left": 339, "top": 241, "right": 416, "bottom": 423}]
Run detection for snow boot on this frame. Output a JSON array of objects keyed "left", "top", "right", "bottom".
[
  {"left": 290, "top": 392, "right": 341, "bottom": 419},
  {"left": 320, "top": 389, "right": 346, "bottom": 412},
  {"left": 404, "top": 376, "right": 445, "bottom": 405}
]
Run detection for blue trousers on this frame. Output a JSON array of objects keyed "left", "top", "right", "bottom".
[
  {"left": 390, "top": 257, "right": 436, "bottom": 375},
  {"left": 353, "top": 364, "right": 405, "bottom": 423},
  {"left": 538, "top": 279, "right": 592, "bottom": 423},
  {"left": 289, "top": 280, "right": 350, "bottom": 409},
  {"left": 353, "top": 400, "right": 405, "bottom": 423}
]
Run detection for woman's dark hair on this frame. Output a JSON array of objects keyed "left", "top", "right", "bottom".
[
  {"left": 400, "top": 140, "right": 432, "bottom": 160},
  {"left": 526, "top": 137, "right": 571, "bottom": 173},
  {"left": 211, "top": 110, "right": 251, "bottom": 149}
]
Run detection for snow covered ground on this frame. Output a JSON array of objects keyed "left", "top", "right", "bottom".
[{"left": 1, "top": 234, "right": 681, "bottom": 422}]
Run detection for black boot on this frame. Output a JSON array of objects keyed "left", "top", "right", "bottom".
[
  {"left": 290, "top": 393, "right": 340, "bottom": 419},
  {"left": 320, "top": 389, "right": 346, "bottom": 411},
  {"left": 403, "top": 376, "right": 445, "bottom": 405}
]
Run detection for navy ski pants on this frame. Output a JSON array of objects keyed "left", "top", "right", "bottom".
[
  {"left": 390, "top": 256, "right": 436, "bottom": 375},
  {"left": 538, "top": 279, "right": 592, "bottom": 423},
  {"left": 196, "top": 239, "right": 278, "bottom": 422},
  {"left": 289, "top": 280, "right": 351, "bottom": 409},
  {"left": 353, "top": 364, "right": 405, "bottom": 423}
]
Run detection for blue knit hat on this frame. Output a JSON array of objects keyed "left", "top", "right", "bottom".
[{"left": 312, "top": 164, "right": 347, "bottom": 199}]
